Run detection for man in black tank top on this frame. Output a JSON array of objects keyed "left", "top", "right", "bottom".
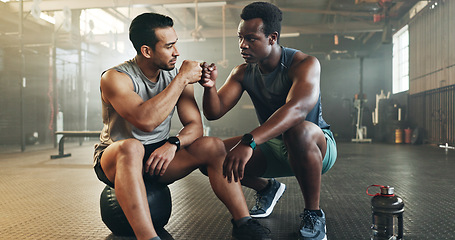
[
  {"left": 95, "top": 13, "right": 270, "bottom": 240},
  {"left": 200, "top": 2, "right": 336, "bottom": 240}
]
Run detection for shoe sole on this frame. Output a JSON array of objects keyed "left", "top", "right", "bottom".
[
  {"left": 298, "top": 234, "right": 327, "bottom": 240},
  {"left": 298, "top": 226, "right": 327, "bottom": 240},
  {"left": 232, "top": 237, "right": 272, "bottom": 240},
  {"left": 251, "top": 182, "right": 286, "bottom": 218}
]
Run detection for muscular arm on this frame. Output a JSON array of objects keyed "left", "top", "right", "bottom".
[
  {"left": 202, "top": 64, "right": 246, "bottom": 120},
  {"left": 175, "top": 84, "right": 203, "bottom": 147},
  {"left": 144, "top": 83, "right": 204, "bottom": 176},
  {"left": 222, "top": 54, "right": 321, "bottom": 182},
  {"left": 101, "top": 60, "right": 201, "bottom": 132},
  {"left": 251, "top": 54, "right": 321, "bottom": 145}
]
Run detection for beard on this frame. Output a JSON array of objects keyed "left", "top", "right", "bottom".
[
  {"left": 159, "top": 58, "right": 177, "bottom": 71},
  {"left": 161, "top": 65, "right": 175, "bottom": 71}
]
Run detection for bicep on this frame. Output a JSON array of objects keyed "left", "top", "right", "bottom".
[
  {"left": 176, "top": 84, "right": 202, "bottom": 126},
  {"left": 286, "top": 56, "right": 321, "bottom": 111},
  {"left": 101, "top": 70, "right": 144, "bottom": 123},
  {"left": 217, "top": 68, "right": 245, "bottom": 113}
]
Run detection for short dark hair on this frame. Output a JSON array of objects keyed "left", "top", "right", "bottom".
[
  {"left": 129, "top": 13, "right": 174, "bottom": 53},
  {"left": 240, "top": 2, "right": 282, "bottom": 39}
]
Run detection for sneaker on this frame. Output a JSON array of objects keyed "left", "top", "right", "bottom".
[
  {"left": 249, "top": 178, "right": 286, "bottom": 218},
  {"left": 299, "top": 209, "right": 327, "bottom": 240},
  {"left": 231, "top": 218, "right": 271, "bottom": 240}
]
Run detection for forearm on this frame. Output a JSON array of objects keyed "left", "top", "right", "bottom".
[
  {"left": 250, "top": 104, "right": 306, "bottom": 145},
  {"left": 202, "top": 86, "right": 224, "bottom": 120},
  {"left": 174, "top": 83, "right": 204, "bottom": 148},
  {"left": 136, "top": 76, "right": 188, "bottom": 132},
  {"left": 176, "top": 121, "right": 203, "bottom": 148}
]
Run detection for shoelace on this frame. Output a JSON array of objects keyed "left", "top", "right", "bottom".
[
  {"left": 253, "top": 193, "right": 263, "bottom": 209},
  {"left": 300, "top": 212, "right": 318, "bottom": 232}
]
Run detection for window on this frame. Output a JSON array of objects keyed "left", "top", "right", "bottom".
[
  {"left": 392, "top": 25, "right": 409, "bottom": 94},
  {"left": 80, "top": 9, "right": 126, "bottom": 53}
]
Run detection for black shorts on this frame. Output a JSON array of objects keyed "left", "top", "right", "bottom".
[{"left": 93, "top": 140, "right": 168, "bottom": 188}]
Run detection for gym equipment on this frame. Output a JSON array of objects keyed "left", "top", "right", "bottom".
[
  {"left": 100, "top": 180, "right": 172, "bottom": 236},
  {"left": 50, "top": 131, "right": 101, "bottom": 159},
  {"left": 352, "top": 57, "right": 372, "bottom": 143},
  {"left": 372, "top": 90, "right": 390, "bottom": 125},
  {"left": 439, "top": 142, "right": 455, "bottom": 150},
  {"left": 25, "top": 132, "right": 39, "bottom": 145},
  {"left": 352, "top": 95, "right": 372, "bottom": 143}
]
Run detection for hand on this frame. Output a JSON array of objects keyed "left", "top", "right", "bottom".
[
  {"left": 144, "top": 142, "right": 177, "bottom": 176},
  {"left": 199, "top": 62, "right": 218, "bottom": 88},
  {"left": 179, "top": 60, "right": 203, "bottom": 84},
  {"left": 223, "top": 142, "right": 253, "bottom": 182}
]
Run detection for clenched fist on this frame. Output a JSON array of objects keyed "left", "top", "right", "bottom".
[
  {"left": 179, "top": 60, "right": 202, "bottom": 84},
  {"left": 199, "top": 62, "right": 218, "bottom": 88}
]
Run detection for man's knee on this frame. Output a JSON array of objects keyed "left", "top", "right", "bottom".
[
  {"left": 118, "top": 139, "right": 143, "bottom": 155},
  {"left": 109, "top": 139, "right": 144, "bottom": 166},
  {"left": 191, "top": 136, "right": 226, "bottom": 159},
  {"left": 283, "top": 121, "right": 322, "bottom": 148},
  {"left": 283, "top": 122, "right": 326, "bottom": 163},
  {"left": 100, "top": 139, "right": 144, "bottom": 183}
]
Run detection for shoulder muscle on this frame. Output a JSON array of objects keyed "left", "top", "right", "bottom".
[
  {"left": 289, "top": 53, "right": 320, "bottom": 83},
  {"left": 100, "top": 69, "right": 134, "bottom": 105}
]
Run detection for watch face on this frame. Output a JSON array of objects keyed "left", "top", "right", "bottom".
[
  {"left": 168, "top": 137, "right": 179, "bottom": 144},
  {"left": 241, "top": 133, "right": 256, "bottom": 150},
  {"left": 242, "top": 133, "right": 253, "bottom": 144},
  {"left": 168, "top": 136, "right": 180, "bottom": 151}
]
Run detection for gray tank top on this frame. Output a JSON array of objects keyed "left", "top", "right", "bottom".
[
  {"left": 242, "top": 46, "right": 329, "bottom": 129},
  {"left": 99, "top": 58, "right": 177, "bottom": 145}
]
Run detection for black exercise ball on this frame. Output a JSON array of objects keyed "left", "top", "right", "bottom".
[{"left": 100, "top": 180, "right": 172, "bottom": 236}]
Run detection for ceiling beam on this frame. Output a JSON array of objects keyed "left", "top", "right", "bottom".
[
  {"left": 0, "top": 6, "right": 53, "bottom": 44},
  {"left": 103, "top": 8, "right": 130, "bottom": 23},
  {"left": 283, "top": 23, "right": 383, "bottom": 35},
  {"left": 148, "top": 6, "right": 187, "bottom": 28},
  {"left": 322, "top": 0, "right": 335, "bottom": 24},
  {"left": 6, "top": 0, "right": 375, "bottom": 18},
  {"left": 173, "top": 21, "right": 383, "bottom": 40},
  {"left": 83, "top": 19, "right": 383, "bottom": 43},
  {"left": 362, "top": 31, "right": 376, "bottom": 44},
  {"left": 226, "top": 4, "right": 373, "bottom": 17},
  {"left": 5, "top": 0, "right": 228, "bottom": 12}
]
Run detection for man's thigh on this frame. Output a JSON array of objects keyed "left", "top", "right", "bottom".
[
  {"left": 259, "top": 138, "right": 295, "bottom": 178},
  {"left": 258, "top": 129, "right": 337, "bottom": 177},
  {"left": 95, "top": 139, "right": 145, "bottom": 187},
  {"left": 159, "top": 136, "right": 224, "bottom": 183},
  {"left": 158, "top": 148, "right": 202, "bottom": 184}
]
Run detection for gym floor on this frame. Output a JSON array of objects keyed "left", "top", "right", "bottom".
[{"left": 0, "top": 141, "right": 454, "bottom": 240}]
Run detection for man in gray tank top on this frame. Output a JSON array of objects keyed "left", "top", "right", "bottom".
[
  {"left": 200, "top": 2, "right": 336, "bottom": 240},
  {"left": 94, "top": 13, "right": 270, "bottom": 240}
]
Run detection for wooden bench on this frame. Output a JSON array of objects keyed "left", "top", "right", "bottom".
[{"left": 51, "top": 131, "right": 101, "bottom": 159}]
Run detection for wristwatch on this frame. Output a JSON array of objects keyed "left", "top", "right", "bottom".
[
  {"left": 241, "top": 133, "right": 256, "bottom": 150},
  {"left": 167, "top": 136, "right": 180, "bottom": 152}
]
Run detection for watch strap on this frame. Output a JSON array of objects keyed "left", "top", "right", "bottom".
[
  {"left": 167, "top": 136, "right": 180, "bottom": 152},
  {"left": 241, "top": 133, "right": 256, "bottom": 150}
]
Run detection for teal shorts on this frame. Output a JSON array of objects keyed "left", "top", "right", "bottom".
[{"left": 260, "top": 129, "right": 337, "bottom": 178}]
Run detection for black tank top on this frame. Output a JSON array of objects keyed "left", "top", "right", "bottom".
[{"left": 242, "top": 46, "right": 330, "bottom": 129}]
